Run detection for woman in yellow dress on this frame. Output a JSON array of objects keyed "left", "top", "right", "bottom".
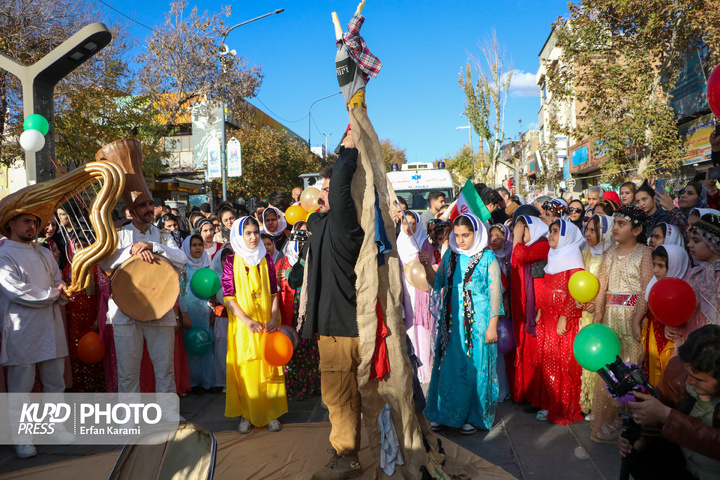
[
  {"left": 578, "top": 214, "right": 614, "bottom": 416},
  {"left": 222, "top": 216, "right": 287, "bottom": 433}
]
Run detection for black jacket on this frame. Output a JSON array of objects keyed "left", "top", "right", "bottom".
[{"left": 290, "top": 147, "right": 364, "bottom": 338}]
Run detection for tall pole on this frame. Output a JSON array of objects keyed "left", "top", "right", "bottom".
[
  {"left": 308, "top": 91, "right": 341, "bottom": 149},
  {"left": 323, "top": 133, "right": 332, "bottom": 160},
  {"left": 0, "top": 23, "right": 111, "bottom": 184},
  {"left": 220, "top": 108, "right": 227, "bottom": 201}
]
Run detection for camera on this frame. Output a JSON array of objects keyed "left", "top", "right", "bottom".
[
  {"left": 289, "top": 229, "right": 309, "bottom": 244},
  {"left": 598, "top": 355, "right": 657, "bottom": 400}
]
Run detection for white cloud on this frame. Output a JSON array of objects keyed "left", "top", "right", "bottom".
[{"left": 506, "top": 70, "right": 540, "bottom": 97}]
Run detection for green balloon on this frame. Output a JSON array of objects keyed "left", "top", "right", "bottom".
[
  {"left": 23, "top": 114, "right": 49, "bottom": 136},
  {"left": 573, "top": 323, "right": 621, "bottom": 371},
  {"left": 184, "top": 327, "right": 213, "bottom": 355},
  {"left": 191, "top": 267, "right": 221, "bottom": 298}
]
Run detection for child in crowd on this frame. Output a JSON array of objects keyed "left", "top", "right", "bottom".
[
  {"left": 211, "top": 245, "right": 233, "bottom": 391},
  {"left": 672, "top": 213, "right": 720, "bottom": 349},
  {"left": 180, "top": 234, "right": 216, "bottom": 392},
  {"left": 642, "top": 245, "right": 689, "bottom": 386},
  {"left": 591, "top": 205, "right": 652, "bottom": 443},
  {"left": 262, "top": 207, "right": 289, "bottom": 253},
  {"left": 422, "top": 214, "right": 503, "bottom": 435},
  {"left": 535, "top": 219, "right": 585, "bottom": 424},
  {"left": 647, "top": 223, "right": 684, "bottom": 249},
  {"left": 275, "top": 221, "right": 320, "bottom": 401},
  {"left": 400, "top": 210, "right": 436, "bottom": 384},
  {"left": 223, "top": 217, "right": 287, "bottom": 433},
  {"left": 510, "top": 215, "right": 549, "bottom": 408},
  {"left": 488, "top": 224, "right": 512, "bottom": 401},
  {"left": 262, "top": 233, "right": 283, "bottom": 264},
  {"left": 578, "top": 214, "right": 614, "bottom": 416}
]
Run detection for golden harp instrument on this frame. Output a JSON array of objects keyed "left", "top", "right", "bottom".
[{"left": 0, "top": 146, "right": 126, "bottom": 296}]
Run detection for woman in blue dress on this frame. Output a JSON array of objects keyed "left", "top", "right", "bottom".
[
  {"left": 418, "top": 213, "right": 503, "bottom": 434},
  {"left": 180, "top": 234, "right": 216, "bottom": 391}
]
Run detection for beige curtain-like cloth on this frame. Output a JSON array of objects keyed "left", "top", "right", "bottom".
[{"left": 349, "top": 105, "right": 449, "bottom": 478}]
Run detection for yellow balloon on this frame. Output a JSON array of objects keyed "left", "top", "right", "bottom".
[
  {"left": 300, "top": 187, "right": 319, "bottom": 212},
  {"left": 404, "top": 258, "right": 430, "bottom": 292},
  {"left": 568, "top": 271, "right": 599, "bottom": 303}
]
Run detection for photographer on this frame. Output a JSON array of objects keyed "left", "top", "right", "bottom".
[{"left": 618, "top": 324, "right": 720, "bottom": 480}]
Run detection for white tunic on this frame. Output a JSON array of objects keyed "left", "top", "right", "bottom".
[
  {"left": 101, "top": 223, "right": 186, "bottom": 327},
  {"left": 0, "top": 240, "right": 68, "bottom": 365}
]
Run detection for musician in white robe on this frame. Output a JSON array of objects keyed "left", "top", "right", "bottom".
[
  {"left": 101, "top": 197, "right": 186, "bottom": 394},
  {"left": 0, "top": 213, "right": 70, "bottom": 458}
]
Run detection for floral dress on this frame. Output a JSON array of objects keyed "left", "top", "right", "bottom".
[{"left": 591, "top": 243, "right": 652, "bottom": 443}]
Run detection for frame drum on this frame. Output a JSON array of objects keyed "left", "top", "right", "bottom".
[{"left": 111, "top": 254, "right": 180, "bottom": 322}]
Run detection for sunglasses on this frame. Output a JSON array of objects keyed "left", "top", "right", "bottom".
[{"left": 568, "top": 207, "right": 584, "bottom": 214}]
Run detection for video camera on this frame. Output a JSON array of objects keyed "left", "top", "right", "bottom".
[
  {"left": 597, "top": 355, "right": 657, "bottom": 400},
  {"left": 288, "top": 229, "right": 309, "bottom": 245}
]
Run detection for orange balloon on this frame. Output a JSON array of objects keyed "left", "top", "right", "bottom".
[
  {"left": 260, "top": 331, "right": 294, "bottom": 366},
  {"left": 77, "top": 331, "right": 105, "bottom": 364},
  {"left": 285, "top": 205, "right": 306, "bottom": 225}
]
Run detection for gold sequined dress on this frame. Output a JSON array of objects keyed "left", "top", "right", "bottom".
[
  {"left": 579, "top": 248, "right": 604, "bottom": 413},
  {"left": 590, "top": 243, "right": 653, "bottom": 443}
]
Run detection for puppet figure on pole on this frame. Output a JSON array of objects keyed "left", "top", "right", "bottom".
[{"left": 320, "top": 2, "right": 452, "bottom": 478}]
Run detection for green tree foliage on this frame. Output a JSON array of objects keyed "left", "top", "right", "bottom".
[
  {"left": 437, "top": 144, "right": 478, "bottom": 185},
  {"left": 546, "top": 0, "right": 720, "bottom": 181},
  {"left": 459, "top": 30, "right": 513, "bottom": 183},
  {"left": 222, "top": 125, "right": 321, "bottom": 198},
  {"left": 380, "top": 138, "right": 407, "bottom": 172}
]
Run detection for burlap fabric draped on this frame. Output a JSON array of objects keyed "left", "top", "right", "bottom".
[{"left": 349, "top": 105, "right": 449, "bottom": 479}]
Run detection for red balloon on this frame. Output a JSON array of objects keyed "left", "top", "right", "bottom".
[
  {"left": 707, "top": 65, "right": 720, "bottom": 118},
  {"left": 648, "top": 278, "right": 695, "bottom": 327},
  {"left": 77, "top": 331, "right": 105, "bottom": 364}
]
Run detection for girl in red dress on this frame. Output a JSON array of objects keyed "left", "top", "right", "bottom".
[
  {"left": 535, "top": 219, "right": 585, "bottom": 424},
  {"left": 510, "top": 215, "right": 549, "bottom": 407}
]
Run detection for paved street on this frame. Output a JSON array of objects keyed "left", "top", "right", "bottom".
[{"left": 0, "top": 391, "right": 621, "bottom": 479}]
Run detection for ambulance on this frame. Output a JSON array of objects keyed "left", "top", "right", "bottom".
[
  {"left": 386, "top": 162, "right": 456, "bottom": 212},
  {"left": 299, "top": 162, "right": 456, "bottom": 213}
]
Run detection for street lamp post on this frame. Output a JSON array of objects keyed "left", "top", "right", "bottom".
[
  {"left": 308, "top": 91, "right": 342, "bottom": 149},
  {"left": 217, "top": 8, "right": 284, "bottom": 202},
  {"left": 0, "top": 23, "right": 112, "bottom": 184},
  {"left": 322, "top": 133, "right": 332, "bottom": 159}
]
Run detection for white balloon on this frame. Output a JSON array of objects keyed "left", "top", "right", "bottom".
[{"left": 19, "top": 129, "right": 45, "bottom": 152}]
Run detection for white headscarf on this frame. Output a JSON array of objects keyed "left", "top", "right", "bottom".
[
  {"left": 645, "top": 244, "right": 691, "bottom": 301},
  {"left": 519, "top": 215, "right": 548, "bottom": 246},
  {"left": 449, "top": 213, "right": 488, "bottom": 257},
  {"left": 397, "top": 210, "right": 430, "bottom": 263},
  {"left": 545, "top": 219, "right": 586, "bottom": 275},
  {"left": 489, "top": 224, "right": 510, "bottom": 261},
  {"left": 588, "top": 214, "right": 615, "bottom": 258},
  {"left": 229, "top": 216, "right": 267, "bottom": 267},
  {"left": 691, "top": 208, "right": 720, "bottom": 219},
  {"left": 262, "top": 206, "right": 288, "bottom": 236},
  {"left": 181, "top": 234, "right": 210, "bottom": 269},
  {"left": 650, "top": 222, "right": 684, "bottom": 247}
]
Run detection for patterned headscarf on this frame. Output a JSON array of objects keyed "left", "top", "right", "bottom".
[
  {"left": 690, "top": 213, "right": 720, "bottom": 256},
  {"left": 542, "top": 198, "right": 569, "bottom": 218}
]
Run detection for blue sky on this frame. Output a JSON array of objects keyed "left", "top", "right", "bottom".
[{"left": 99, "top": 0, "right": 571, "bottom": 163}]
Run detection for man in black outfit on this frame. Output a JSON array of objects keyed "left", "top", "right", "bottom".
[{"left": 289, "top": 129, "right": 364, "bottom": 480}]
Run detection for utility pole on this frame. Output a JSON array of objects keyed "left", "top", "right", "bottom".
[{"left": 0, "top": 23, "right": 111, "bottom": 184}]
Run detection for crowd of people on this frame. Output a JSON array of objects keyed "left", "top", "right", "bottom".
[{"left": 1, "top": 143, "right": 719, "bottom": 479}]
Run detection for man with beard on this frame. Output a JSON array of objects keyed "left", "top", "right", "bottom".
[
  {"left": 288, "top": 129, "right": 364, "bottom": 479},
  {"left": 0, "top": 213, "right": 73, "bottom": 458},
  {"left": 102, "top": 196, "right": 186, "bottom": 394}
]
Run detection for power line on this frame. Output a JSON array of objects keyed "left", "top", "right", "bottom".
[
  {"left": 254, "top": 97, "right": 308, "bottom": 123},
  {"left": 311, "top": 115, "right": 324, "bottom": 138},
  {"left": 97, "top": 0, "right": 158, "bottom": 33}
]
